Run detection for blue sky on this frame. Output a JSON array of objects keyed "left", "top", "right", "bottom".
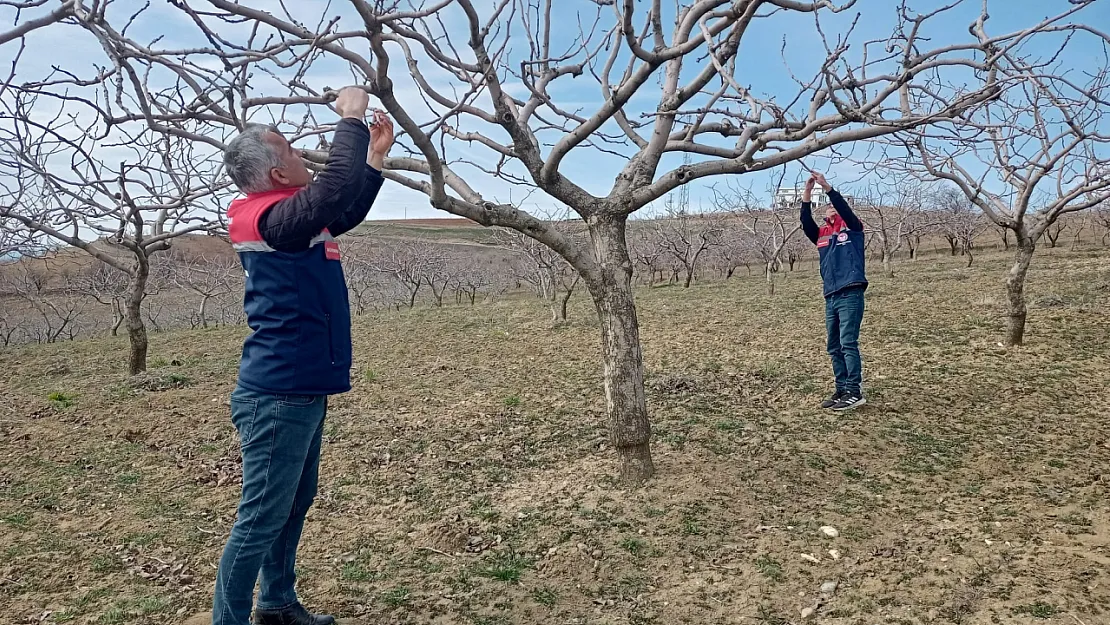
[{"left": 2, "top": 0, "right": 1107, "bottom": 222}]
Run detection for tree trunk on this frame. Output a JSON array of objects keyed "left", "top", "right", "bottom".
[
  {"left": 1006, "top": 238, "right": 1036, "bottom": 346},
  {"left": 126, "top": 259, "right": 150, "bottom": 375},
  {"left": 199, "top": 295, "right": 210, "bottom": 329},
  {"left": 557, "top": 291, "right": 570, "bottom": 321},
  {"left": 111, "top": 300, "right": 124, "bottom": 336},
  {"left": 765, "top": 262, "right": 775, "bottom": 296},
  {"left": 584, "top": 215, "right": 654, "bottom": 485},
  {"left": 683, "top": 267, "right": 694, "bottom": 288},
  {"left": 882, "top": 251, "right": 894, "bottom": 278}
]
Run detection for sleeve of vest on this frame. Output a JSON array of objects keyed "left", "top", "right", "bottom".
[
  {"left": 257, "top": 119, "right": 371, "bottom": 252},
  {"left": 327, "top": 166, "right": 385, "bottom": 238}
]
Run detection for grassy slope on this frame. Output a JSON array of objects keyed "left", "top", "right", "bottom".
[{"left": 2, "top": 247, "right": 1109, "bottom": 625}]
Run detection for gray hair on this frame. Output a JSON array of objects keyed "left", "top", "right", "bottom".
[{"left": 224, "top": 124, "right": 283, "bottom": 194}]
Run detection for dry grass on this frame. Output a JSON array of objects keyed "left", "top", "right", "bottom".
[{"left": 2, "top": 246, "right": 1109, "bottom": 625}]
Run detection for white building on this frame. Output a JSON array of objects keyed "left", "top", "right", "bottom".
[{"left": 773, "top": 186, "right": 829, "bottom": 208}]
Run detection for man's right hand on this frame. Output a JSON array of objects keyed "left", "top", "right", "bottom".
[
  {"left": 334, "top": 87, "right": 369, "bottom": 120},
  {"left": 803, "top": 174, "right": 816, "bottom": 203},
  {"left": 811, "top": 171, "right": 832, "bottom": 192}
]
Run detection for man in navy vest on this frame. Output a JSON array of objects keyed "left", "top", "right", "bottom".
[
  {"left": 800, "top": 172, "right": 868, "bottom": 411},
  {"left": 212, "top": 87, "right": 393, "bottom": 625}
]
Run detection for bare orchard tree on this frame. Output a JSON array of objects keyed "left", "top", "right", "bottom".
[
  {"left": 0, "top": 91, "right": 225, "bottom": 373},
  {"left": 994, "top": 223, "right": 1011, "bottom": 251},
  {"left": 714, "top": 183, "right": 800, "bottom": 295},
  {"left": 905, "top": 65, "right": 1110, "bottom": 345},
  {"left": 779, "top": 231, "right": 812, "bottom": 272},
  {"left": 653, "top": 206, "right": 724, "bottom": 288},
  {"left": 451, "top": 252, "right": 497, "bottom": 305},
  {"left": 0, "top": 263, "right": 85, "bottom": 344},
  {"left": 629, "top": 226, "right": 669, "bottom": 286},
  {"left": 166, "top": 251, "right": 243, "bottom": 328},
  {"left": 496, "top": 224, "right": 582, "bottom": 322},
  {"left": 930, "top": 185, "right": 990, "bottom": 265},
  {"left": 343, "top": 237, "right": 382, "bottom": 316},
  {"left": 419, "top": 246, "right": 456, "bottom": 307},
  {"left": 66, "top": 0, "right": 1103, "bottom": 482},
  {"left": 71, "top": 260, "right": 129, "bottom": 336},
  {"left": 706, "top": 221, "right": 757, "bottom": 278},
  {"left": 1043, "top": 214, "right": 1068, "bottom": 249},
  {"left": 856, "top": 178, "right": 932, "bottom": 278},
  {"left": 1093, "top": 203, "right": 1110, "bottom": 246}
]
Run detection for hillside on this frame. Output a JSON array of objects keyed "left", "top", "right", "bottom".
[{"left": 2, "top": 247, "right": 1109, "bottom": 624}]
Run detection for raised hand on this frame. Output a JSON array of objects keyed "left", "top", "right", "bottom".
[
  {"left": 369, "top": 109, "right": 394, "bottom": 157},
  {"left": 367, "top": 109, "right": 394, "bottom": 171},
  {"left": 811, "top": 171, "right": 831, "bottom": 191},
  {"left": 334, "top": 87, "right": 369, "bottom": 120}
]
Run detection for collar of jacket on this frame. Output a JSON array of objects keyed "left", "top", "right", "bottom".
[
  {"left": 241, "top": 186, "right": 302, "bottom": 203},
  {"left": 823, "top": 214, "right": 846, "bottom": 231}
]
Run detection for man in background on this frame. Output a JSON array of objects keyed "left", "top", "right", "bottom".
[
  {"left": 800, "top": 172, "right": 868, "bottom": 411},
  {"left": 213, "top": 86, "right": 394, "bottom": 625}
]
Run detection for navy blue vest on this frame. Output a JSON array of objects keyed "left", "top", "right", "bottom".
[
  {"left": 816, "top": 216, "right": 868, "bottom": 298},
  {"left": 228, "top": 188, "right": 352, "bottom": 395}
]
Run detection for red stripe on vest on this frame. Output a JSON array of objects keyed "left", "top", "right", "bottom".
[{"left": 227, "top": 187, "right": 302, "bottom": 244}]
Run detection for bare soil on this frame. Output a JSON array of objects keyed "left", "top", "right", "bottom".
[{"left": 2, "top": 247, "right": 1108, "bottom": 625}]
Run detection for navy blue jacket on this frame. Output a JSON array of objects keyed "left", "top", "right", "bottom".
[
  {"left": 801, "top": 189, "right": 868, "bottom": 298},
  {"left": 227, "top": 119, "right": 383, "bottom": 395}
]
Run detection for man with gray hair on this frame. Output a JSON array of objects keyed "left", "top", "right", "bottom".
[{"left": 213, "top": 87, "right": 394, "bottom": 625}]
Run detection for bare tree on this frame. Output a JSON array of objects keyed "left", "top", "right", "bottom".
[
  {"left": 166, "top": 251, "right": 242, "bottom": 328},
  {"left": 630, "top": 226, "right": 669, "bottom": 286},
  {"left": 419, "top": 247, "right": 455, "bottom": 308},
  {"left": 1, "top": 263, "right": 85, "bottom": 344},
  {"left": 1093, "top": 203, "right": 1110, "bottom": 246},
  {"left": 0, "top": 89, "right": 225, "bottom": 373},
  {"left": 343, "top": 237, "right": 381, "bottom": 316},
  {"left": 372, "top": 239, "right": 430, "bottom": 309},
  {"left": 57, "top": 0, "right": 1103, "bottom": 482},
  {"left": 451, "top": 252, "right": 496, "bottom": 305},
  {"left": 715, "top": 183, "right": 800, "bottom": 295},
  {"left": 653, "top": 207, "right": 724, "bottom": 288},
  {"left": 905, "top": 62, "right": 1110, "bottom": 345},
  {"left": 856, "top": 178, "right": 933, "bottom": 277},
  {"left": 496, "top": 224, "right": 582, "bottom": 322},
  {"left": 1043, "top": 218, "right": 1067, "bottom": 249},
  {"left": 929, "top": 186, "right": 988, "bottom": 267},
  {"left": 994, "top": 223, "right": 1011, "bottom": 251},
  {"left": 706, "top": 222, "right": 757, "bottom": 278},
  {"left": 71, "top": 260, "right": 129, "bottom": 336}
]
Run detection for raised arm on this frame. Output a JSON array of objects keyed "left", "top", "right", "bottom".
[
  {"left": 326, "top": 166, "right": 384, "bottom": 237},
  {"left": 828, "top": 190, "right": 862, "bottom": 232},
  {"left": 800, "top": 175, "right": 820, "bottom": 244},
  {"left": 812, "top": 172, "right": 862, "bottom": 232},
  {"left": 326, "top": 112, "right": 394, "bottom": 237},
  {"left": 258, "top": 88, "right": 372, "bottom": 251}
]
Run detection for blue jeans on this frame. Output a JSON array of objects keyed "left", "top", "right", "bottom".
[
  {"left": 212, "top": 386, "right": 328, "bottom": 625},
  {"left": 825, "top": 286, "right": 865, "bottom": 395}
]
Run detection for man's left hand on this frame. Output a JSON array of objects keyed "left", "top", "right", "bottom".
[{"left": 368, "top": 110, "right": 394, "bottom": 169}]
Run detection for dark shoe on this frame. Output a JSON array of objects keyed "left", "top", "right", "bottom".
[
  {"left": 254, "top": 603, "right": 335, "bottom": 625},
  {"left": 832, "top": 394, "right": 866, "bottom": 412},
  {"left": 820, "top": 391, "right": 844, "bottom": 409}
]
